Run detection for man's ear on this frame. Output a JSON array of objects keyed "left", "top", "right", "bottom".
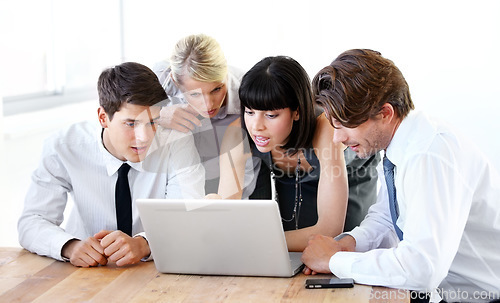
[
  {"left": 379, "top": 103, "right": 396, "bottom": 125},
  {"left": 97, "top": 107, "right": 109, "bottom": 128}
]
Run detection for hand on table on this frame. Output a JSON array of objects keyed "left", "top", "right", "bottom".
[
  {"left": 301, "top": 234, "right": 347, "bottom": 275},
  {"left": 61, "top": 237, "right": 108, "bottom": 268},
  {"left": 94, "top": 230, "right": 151, "bottom": 267}
]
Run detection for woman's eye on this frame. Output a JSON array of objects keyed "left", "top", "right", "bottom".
[
  {"left": 266, "top": 114, "right": 278, "bottom": 119},
  {"left": 125, "top": 122, "right": 135, "bottom": 127},
  {"left": 244, "top": 110, "right": 254, "bottom": 116}
]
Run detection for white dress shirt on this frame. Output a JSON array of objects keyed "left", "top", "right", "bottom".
[
  {"left": 331, "top": 111, "right": 500, "bottom": 302},
  {"left": 18, "top": 120, "right": 205, "bottom": 261}
]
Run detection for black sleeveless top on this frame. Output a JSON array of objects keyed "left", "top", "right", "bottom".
[{"left": 250, "top": 146, "right": 321, "bottom": 231}]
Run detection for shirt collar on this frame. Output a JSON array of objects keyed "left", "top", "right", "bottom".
[
  {"left": 98, "top": 128, "right": 144, "bottom": 176},
  {"left": 385, "top": 110, "right": 418, "bottom": 167}
]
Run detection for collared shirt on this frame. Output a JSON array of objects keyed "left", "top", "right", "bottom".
[
  {"left": 331, "top": 111, "right": 500, "bottom": 302},
  {"left": 18, "top": 120, "right": 205, "bottom": 261}
]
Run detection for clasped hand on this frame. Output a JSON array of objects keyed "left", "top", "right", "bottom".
[
  {"left": 301, "top": 234, "right": 356, "bottom": 275},
  {"left": 62, "top": 230, "right": 150, "bottom": 268}
]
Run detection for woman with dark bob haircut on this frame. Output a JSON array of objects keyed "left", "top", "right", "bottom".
[{"left": 216, "top": 56, "right": 349, "bottom": 251}]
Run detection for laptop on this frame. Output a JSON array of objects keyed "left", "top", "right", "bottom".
[{"left": 136, "top": 198, "right": 304, "bottom": 277}]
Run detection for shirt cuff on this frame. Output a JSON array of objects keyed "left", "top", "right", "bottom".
[
  {"left": 333, "top": 232, "right": 350, "bottom": 241},
  {"left": 346, "top": 227, "right": 371, "bottom": 252},
  {"left": 61, "top": 255, "right": 70, "bottom": 262},
  {"left": 329, "top": 251, "right": 358, "bottom": 279},
  {"left": 334, "top": 228, "right": 369, "bottom": 253},
  {"left": 56, "top": 236, "right": 79, "bottom": 262},
  {"left": 133, "top": 232, "right": 153, "bottom": 262}
]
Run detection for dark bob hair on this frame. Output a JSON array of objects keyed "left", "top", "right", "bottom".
[{"left": 239, "top": 56, "right": 316, "bottom": 153}]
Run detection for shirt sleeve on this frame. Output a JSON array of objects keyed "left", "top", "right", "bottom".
[
  {"left": 17, "top": 138, "right": 76, "bottom": 261},
  {"left": 165, "top": 131, "right": 205, "bottom": 199},
  {"left": 330, "top": 150, "right": 473, "bottom": 291},
  {"left": 342, "top": 162, "right": 399, "bottom": 252}
]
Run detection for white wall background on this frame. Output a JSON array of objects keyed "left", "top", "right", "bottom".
[
  {"left": 1, "top": 0, "right": 499, "bottom": 247},
  {"left": 123, "top": 0, "right": 500, "bottom": 169}
]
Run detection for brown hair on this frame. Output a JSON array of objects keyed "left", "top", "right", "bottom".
[
  {"left": 97, "top": 62, "right": 167, "bottom": 120},
  {"left": 312, "top": 49, "right": 414, "bottom": 128}
]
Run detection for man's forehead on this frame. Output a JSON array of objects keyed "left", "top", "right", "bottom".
[
  {"left": 118, "top": 103, "right": 161, "bottom": 119},
  {"left": 133, "top": 107, "right": 161, "bottom": 119}
]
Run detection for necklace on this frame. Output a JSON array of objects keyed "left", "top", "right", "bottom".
[{"left": 270, "top": 156, "right": 303, "bottom": 230}]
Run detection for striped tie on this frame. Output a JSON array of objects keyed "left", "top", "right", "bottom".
[{"left": 383, "top": 155, "right": 403, "bottom": 240}]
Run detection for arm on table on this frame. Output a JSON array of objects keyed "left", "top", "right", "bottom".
[{"left": 285, "top": 114, "right": 349, "bottom": 251}]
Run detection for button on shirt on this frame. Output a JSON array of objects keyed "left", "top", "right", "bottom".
[
  {"left": 330, "top": 111, "right": 500, "bottom": 302},
  {"left": 18, "top": 120, "right": 205, "bottom": 261}
]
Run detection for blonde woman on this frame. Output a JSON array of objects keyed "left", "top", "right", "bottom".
[{"left": 153, "top": 34, "right": 255, "bottom": 195}]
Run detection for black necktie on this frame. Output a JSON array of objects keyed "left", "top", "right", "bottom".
[
  {"left": 115, "top": 163, "right": 132, "bottom": 236},
  {"left": 383, "top": 155, "right": 404, "bottom": 240}
]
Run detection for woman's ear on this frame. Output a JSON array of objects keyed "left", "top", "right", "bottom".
[
  {"left": 97, "top": 107, "right": 109, "bottom": 128},
  {"left": 293, "top": 108, "right": 300, "bottom": 121}
]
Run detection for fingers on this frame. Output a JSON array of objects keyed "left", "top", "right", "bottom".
[
  {"left": 302, "top": 266, "right": 319, "bottom": 275},
  {"left": 159, "top": 105, "right": 202, "bottom": 132},
  {"left": 107, "top": 245, "right": 128, "bottom": 264},
  {"left": 301, "top": 234, "right": 340, "bottom": 274},
  {"left": 170, "top": 119, "right": 198, "bottom": 133},
  {"left": 70, "top": 231, "right": 149, "bottom": 267},
  {"left": 68, "top": 238, "right": 107, "bottom": 267},
  {"left": 303, "top": 266, "right": 313, "bottom": 275},
  {"left": 87, "top": 236, "right": 106, "bottom": 259},
  {"left": 115, "top": 250, "right": 137, "bottom": 267},
  {"left": 98, "top": 231, "right": 145, "bottom": 266},
  {"left": 94, "top": 230, "right": 112, "bottom": 240},
  {"left": 74, "top": 248, "right": 108, "bottom": 267},
  {"left": 180, "top": 104, "right": 200, "bottom": 115},
  {"left": 98, "top": 230, "right": 123, "bottom": 255},
  {"left": 175, "top": 109, "right": 202, "bottom": 129}
]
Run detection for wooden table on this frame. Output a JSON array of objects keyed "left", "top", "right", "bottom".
[{"left": 0, "top": 247, "right": 408, "bottom": 302}]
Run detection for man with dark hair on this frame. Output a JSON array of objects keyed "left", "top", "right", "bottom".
[
  {"left": 18, "top": 62, "right": 204, "bottom": 267},
  {"left": 302, "top": 49, "right": 500, "bottom": 302}
]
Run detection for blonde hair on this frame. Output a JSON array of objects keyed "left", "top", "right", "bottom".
[{"left": 170, "top": 34, "right": 227, "bottom": 84}]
